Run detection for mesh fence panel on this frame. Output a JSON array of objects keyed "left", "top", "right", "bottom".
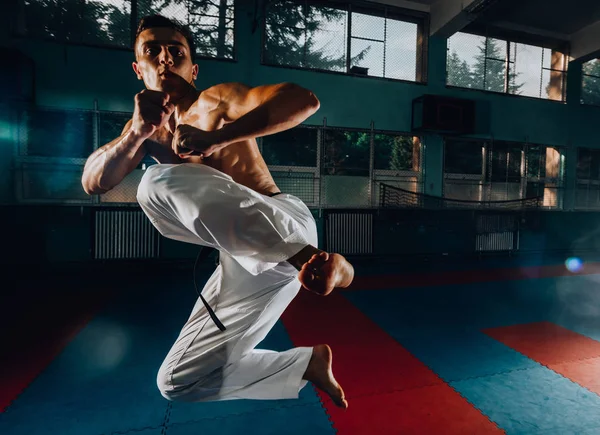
[
  {"left": 321, "top": 175, "right": 371, "bottom": 207},
  {"left": 99, "top": 167, "right": 147, "bottom": 203},
  {"left": 19, "top": 0, "right": 131, "bottom": 47},
  {"left": 271, "top": 171, "right": 317, "bottom": 204},
  {"left": 98, "top": 111, "right": 131, "bottom": 146}
]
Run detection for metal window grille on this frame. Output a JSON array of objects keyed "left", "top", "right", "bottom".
[
  {"left": 262, "top": 0, "right": 425, "bottom": 82},
  {"left": 15, "top": 0, "right": 235, "bottom": 60},
  {"left": 581, "top": 58, "right": 600, "bottom": 106},
  {"left": 575, "top": 147, "right": 600, "bottom": 210},
  {"left": 447, "top": 32, "right": 567, "bottom": 101},
  {"left": 443, "top": 138, "right": 565, "bottom": 209}
]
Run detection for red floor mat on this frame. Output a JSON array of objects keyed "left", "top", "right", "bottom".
[
  {"left": 548, "top": 357, "right": 600, "bottom": 396},
  {"left": 349, "top": 262, "right": 600, "bottom": 291},
  {"left": 0, "top": 290, "right": 110, "bottom": 412},
  {"left": 484, "top": 321, "right": 600, "bottom": 364},
  {"left": 325, "top": 384, "right": 503, "bottom": 435},
  {"left": 282, "top": 291, "right": 503, "bottom": 434},
  {"left": 485, "top": 322, "right": 600, "bottom": 397}
]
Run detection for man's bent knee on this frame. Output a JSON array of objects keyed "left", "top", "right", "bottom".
[
  {"left": 136, "top": 164, "right": 171, "bottom": 208},
  {"left": 156, "top": 357, "right": 225, "bottom": 402}
]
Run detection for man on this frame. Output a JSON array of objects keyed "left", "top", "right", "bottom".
[{"left": 82, "top": 15, "right": 352, "bottom": 409}]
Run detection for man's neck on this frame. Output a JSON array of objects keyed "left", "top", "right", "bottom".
[{"left": 171, "top": 87, "right": 200, "bottom": 123}]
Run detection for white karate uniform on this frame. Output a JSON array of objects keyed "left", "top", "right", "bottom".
[{"left": 136, "top": 163, "right": 316, "bottom": 402}]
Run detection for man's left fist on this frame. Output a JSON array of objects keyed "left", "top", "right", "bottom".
[{"left": 172, "top": 124, "right": 219, "bottom": 158}]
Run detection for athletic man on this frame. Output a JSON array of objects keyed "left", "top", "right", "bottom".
[{"left": 82, "top": 15, "right": 352, "bottom": 408}]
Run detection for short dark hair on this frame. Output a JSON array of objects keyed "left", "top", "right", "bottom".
[{"left": 135, "top": 15, "right": 196, "bottom": 61}]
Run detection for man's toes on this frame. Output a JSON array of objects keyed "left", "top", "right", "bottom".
[
  {"left": 299, "top": 268, "right": 315, "bottom": 283},
  {"left": 307, "top": 254, "right": 320, "bottom": 265},
  {"left": 308, "top": 253, "right": 328, "bottom": 268}
]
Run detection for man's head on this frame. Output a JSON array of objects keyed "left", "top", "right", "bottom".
[{"left": 132, "top": 15, "right": 198, "bottom": 95}]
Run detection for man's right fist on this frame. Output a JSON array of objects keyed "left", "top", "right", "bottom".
[{"left": 131, "top": 90, "right": 175, "bottom": 139}]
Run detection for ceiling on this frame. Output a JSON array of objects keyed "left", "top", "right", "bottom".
[
  {"left": 372, "top": 0, "right": 600, "bottom": 60},
  {"left": 469, "top": 0, "right": 600, "bottom": 38}
]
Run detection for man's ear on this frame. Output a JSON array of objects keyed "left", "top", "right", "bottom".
[
  {"left": 192, "top": 64, "right": 198, "bottom": 80},
  {"left": 132, "top": 62, "right": 143, "bottom": 80}
]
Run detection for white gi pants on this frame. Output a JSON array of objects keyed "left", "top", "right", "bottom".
[{"left": 136, "top": 163, "right": 316, "bottom": 402}]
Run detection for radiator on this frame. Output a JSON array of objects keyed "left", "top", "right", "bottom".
[
  {"left": 476, "top": 232, "right": 517, "bottom": 252},
  {"left": 94, "top": 209, "right": 160, "bottom": 259},
  {"left": 326, "top": 212, "right": 373, "bottom": 255},
  {"left": 475, "top": 214, "right": 518, "bottom": 252}
]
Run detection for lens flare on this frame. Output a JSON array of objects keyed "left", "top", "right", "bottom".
[{"left": 565, "top": 257, "right": 583, "bottom": 273}]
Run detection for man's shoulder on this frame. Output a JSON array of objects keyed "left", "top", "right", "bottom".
[{"left": 199, "top": 82, "right": 252, "bottom": 103}]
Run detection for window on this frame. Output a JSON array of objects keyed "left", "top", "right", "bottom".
[
  {"left": 374, "top": 134, "right": 419, "bottom": 171},
  {"left": 444, "top": 139, "right": 484, "bottom": 175},
  {"left": 576, "top": 148, "right": 600, "bottom": 210},
  {"left": 263, "top": 1, "right": 425, "bottom": 82},
  {"left": 17, "top": 0, "right": 235, "bottom": 59},
  {"left": 444, "top": 139, "right": 563, "bottom": 207},
  {"left": 19, "top": 108, "right": 94, "bottom": 159},
  {"left": 582, "top": 59, "right": 600, "bottom": 106},
  {"left": 526, "top": 145, "right": 564, "bottom": 208},
  {"left": 447, "top": 32, "right": 567, "bottom": 101},
  {"left": 261, "top": 127, "right": 318, "bottom": 167},
  {"left": 577, "top": 148, "right": 600, "bottom": 181},
  {"left": 139, "top": 0, "right": 235, "bottom": 59},
  {"left": 322, "top": 129, "right": 370, "bottom": 177},
  {"left": 443, "top": 139, "right": 485, "bottom": 202},
  {"left": 18, "top": 0, "right": 132, "bottom": 47}
]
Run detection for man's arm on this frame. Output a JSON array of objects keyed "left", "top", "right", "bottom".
[
  {"left": 212, "top": 82, "right": 320, "bottom": 148},
  {"left": 81, "top": 119, "right": 147, "bottom": 195},
  {"left": 82, "top": 89, "right": 175, "bottom": 194}
]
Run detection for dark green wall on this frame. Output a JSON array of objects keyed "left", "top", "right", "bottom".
[
  {"left": 5, "top": 205, "right": 600, "bottom": 267},
  {"left": 5, "top": 4, "right": 600, "bottom": 140},
  {"left": 4, "top": 2, "right": 600, "bottom": 264}
]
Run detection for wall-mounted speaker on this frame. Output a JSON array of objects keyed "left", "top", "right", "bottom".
[{"left": 412, "top": 94, "right": 475, "bottom": 134}]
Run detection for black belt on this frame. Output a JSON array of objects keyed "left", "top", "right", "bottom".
[
  {"left": 193, "top": 191, "right": 284, "bottom": 332},
  {"left": 193, "top": 247, "right": 226, "bottom": 331}
]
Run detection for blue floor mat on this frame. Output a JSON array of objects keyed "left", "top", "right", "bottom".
[
  {"left": 0, "top": 273, "right": 330, "bottom": 435},
  {"left": 452, "top": 367, "right": 600, "bottom": 434},
  {"left": 166, "top": 403, "right": 333, "bottom": 435}
]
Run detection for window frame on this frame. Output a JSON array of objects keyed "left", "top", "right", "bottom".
[
  {"left": 581, "top": 58, "right": 600, "bottom": 107},
  {"left": 12, "top": 0, "right": 237, "bottom": 62},
  {"left": 260, "top": 0, "right": 429, "bottom": 84},
  {"left": 446, "top": 28, "right": 569, "bottom": 102}
]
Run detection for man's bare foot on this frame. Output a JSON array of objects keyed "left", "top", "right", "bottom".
[
  {"left": 303, "top": 344, "right": 348, "bottom": 409},
  {"left": 298, "top": 252, "right": 354, "bottom": 296}
]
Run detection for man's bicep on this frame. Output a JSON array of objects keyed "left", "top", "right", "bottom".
[{"left": 221, "top": 83, "right": 284, "bottom": 120}]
